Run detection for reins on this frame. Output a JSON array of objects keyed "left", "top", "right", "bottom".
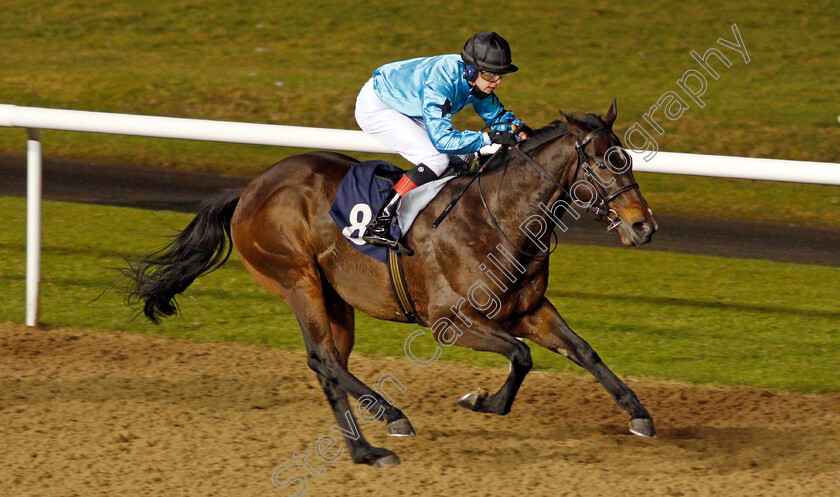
[
  {"left": 432, "top": 122, "right": 567, "bottom": 230},
  {"left": 572, "top": 128, "right": 639, "bottom": 228},
  {"left": 474, "top": 126, "right": 571, "bottom": 258},
  {"left": 476, "top": 159, "right": 560, "bottom": 258},
  {"left": 431, "top": 150, "right": 505, "bottom": 229},
  {"left": 434, "top": 120, "right": 642, "bottom": 258}
]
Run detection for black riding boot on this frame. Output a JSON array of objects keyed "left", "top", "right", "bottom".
[{"left": 363, "top": 189, "right": 411, "bottom": 253}]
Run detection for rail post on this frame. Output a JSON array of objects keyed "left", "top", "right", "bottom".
[{"left": 26, "top": 128, "right": 41, "bottom": 327}]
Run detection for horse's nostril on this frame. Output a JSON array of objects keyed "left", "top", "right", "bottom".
[{"left": 633, "top": 221, "right": 651, "bottom": 237}]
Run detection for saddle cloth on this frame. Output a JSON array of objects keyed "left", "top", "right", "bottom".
[{"left": 329, "top": 160, "right": 454, "bottom": 263}]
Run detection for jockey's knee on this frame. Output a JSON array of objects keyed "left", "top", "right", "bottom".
[
  {"left": 416, "top": 155, "right": 450, "bottom": 177},
  {"left": 405, "top": 163, "right": 441, "bottom": 186}
]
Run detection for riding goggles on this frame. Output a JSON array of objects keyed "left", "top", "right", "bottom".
[{"left": 479, "top": 71, "right": 503, "bottom": 82}]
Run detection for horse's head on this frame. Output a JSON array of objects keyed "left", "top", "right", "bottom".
[{"left": 559, "top": 101, "right": 658, "bottom": 246}]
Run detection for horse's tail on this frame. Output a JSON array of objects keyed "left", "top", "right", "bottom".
[{"left": 124, "top": 189, "right": 243, "bottom": 323}]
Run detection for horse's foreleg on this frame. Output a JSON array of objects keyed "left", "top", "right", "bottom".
[
  {"left": 514, "top": 298, "right": 655, "bottom": 437},
  {"left": 445, "top": 315, "right": 532, "bottom": 415}
]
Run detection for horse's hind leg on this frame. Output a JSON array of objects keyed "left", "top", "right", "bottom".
[
  {"left": 514, "top": 298, "right": 655, "bottom": 438},
  {"left": 315, "top": 372, "right": 400, "bottom": 467},
  {"left": 282, "top": 269, "right": 415, "bottom": 467},
  {"left": 320, "top": 279, "right": 415, "bottom": 438},
  {"left": 236, "top": 244, "right": 410, "bottom": 466},
  {"left": 305, "top": 282, "right": 393, "bottom": 466}
]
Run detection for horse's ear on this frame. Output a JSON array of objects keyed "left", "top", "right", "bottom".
[{"left": 604, "top": 99, "right": 617, "bottom": 128}]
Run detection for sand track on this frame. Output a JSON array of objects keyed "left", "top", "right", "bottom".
[{"left": 1, "top": 325, "right": 838, "bottom": 497}]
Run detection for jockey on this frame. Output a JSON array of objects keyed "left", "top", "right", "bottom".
[{"left": 355, "top": 31, "right": 528, "bottom": 251}]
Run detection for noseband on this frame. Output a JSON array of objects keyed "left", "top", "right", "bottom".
[{"left": 509, "top": 126, "right": 639, "bottom": 222}]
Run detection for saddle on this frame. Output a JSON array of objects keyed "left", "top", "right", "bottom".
[{"left": 329, "top": 160, "right": 456, "bottom": 263}]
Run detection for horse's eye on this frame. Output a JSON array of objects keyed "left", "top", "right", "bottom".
[{"left": 605, "top": 149, "right": 632, "bottom": 172}]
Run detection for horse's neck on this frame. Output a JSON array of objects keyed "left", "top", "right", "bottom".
[{"left": 479, "top": 139, "right": 577, "bottom": 255}]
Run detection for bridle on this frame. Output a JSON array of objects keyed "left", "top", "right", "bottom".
[
  {"left": 476, "top": 124, "right": 640, "bottom": 256},
  {"left": 571, "top": 126, "right": 640, "bottom": 231}
]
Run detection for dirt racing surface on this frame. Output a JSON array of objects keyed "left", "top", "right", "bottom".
[{"left": 1, "top": 324, "right": 838, "bottom": 497}]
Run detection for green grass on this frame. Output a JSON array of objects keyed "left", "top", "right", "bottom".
[
  {"left": 1, "top": 196, "right": 837, "bottom": 393},
  {"left": 1, "top": 0, "right": 839, "bottom": 228},
  {"left": 635, "top": 172, "right": 840, "bottom": 227},
  {"left": 1, "top": 1, "right": 838, "bottom": 392}
]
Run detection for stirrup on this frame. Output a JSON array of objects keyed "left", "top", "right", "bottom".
[
  {"left": 391, "top": 239, "right": 414, "bottom": 256},
  {"left": 363, "top": 232, "right": 414, "bottom": 256}
]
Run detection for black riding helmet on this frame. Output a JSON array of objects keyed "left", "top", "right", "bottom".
[{"left": 461, "top": 31, "right": 518, "bottom": 74}]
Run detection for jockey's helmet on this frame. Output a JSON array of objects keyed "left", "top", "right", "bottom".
[{"left": 461, "top": 32, "right": 518, "bottom": 75}]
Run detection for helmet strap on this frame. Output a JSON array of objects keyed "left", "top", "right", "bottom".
[{"left": 470, "top": 84, "right": 492, "bottom": 100}]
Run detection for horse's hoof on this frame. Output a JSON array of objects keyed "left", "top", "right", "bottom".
[
  {"left": 629, "top": 417, "right": 656, "bottom": 438},
  {"left": 387, "top": 418, "right": 415, "bottom": 437},
  {"left": 355, "top": 447, "right": 401, "bottom": 468},
  {"left": 458, "top": 388, "right": 489, "bottom": 411},
  {"left": 371, "top": 453, "right": 401, "bottom": 468}
]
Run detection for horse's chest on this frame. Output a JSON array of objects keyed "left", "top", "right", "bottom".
[
  {"left": 509, "top": 271, "right": 548, "bottom": 314},
  {"left": 484, "top": 264, "right": 549, "bottom": 319}
]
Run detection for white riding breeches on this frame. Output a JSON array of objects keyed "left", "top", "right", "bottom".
[{"left": 355, "top": 79, "right": 467, "bottom": 176}]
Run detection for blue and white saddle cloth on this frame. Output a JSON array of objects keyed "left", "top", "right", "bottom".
[{"left": 329, "top": 160, "right": 455, "bottom": 263}]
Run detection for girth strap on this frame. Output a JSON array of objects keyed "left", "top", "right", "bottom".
[{"left": 387, "top": 248, "right": 426, "bottom": 326}]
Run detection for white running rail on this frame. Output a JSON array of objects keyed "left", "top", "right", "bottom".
[{"left": 1, "top": 104, "right": 838, "bottom": 326}]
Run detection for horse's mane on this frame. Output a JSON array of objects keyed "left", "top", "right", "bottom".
[
  {"left": 563, "top": 111, "right": 609, "bottom": 130},
  {"left": 523, "top": 111, "right": 609, "bottom": 147},
  {"left": 526, "top": 119, "right": 568, "bottom": 144},
  {"left": 474, "top": 111, "right": 609, "bottom": 174}
]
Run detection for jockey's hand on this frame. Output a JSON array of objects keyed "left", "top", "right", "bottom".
[
  {"left": 478, "top": 143, "right": 503, "bottom": 157},
  {"left": 489, "top": 130, "right": 518, "bottom": 147},
  {"left": 475, "top": 143, "right": 503, "bottom": 166},
  {"left": 513, "top": 123, "right": 532, "bottom": 140}
]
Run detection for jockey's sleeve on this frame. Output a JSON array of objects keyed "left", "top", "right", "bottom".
[
  {"left": 473, "top": 93, "right": 522, "bottom": 133},
  {"left": 421, "top": 82, "right": 487, "bottom": 155}
]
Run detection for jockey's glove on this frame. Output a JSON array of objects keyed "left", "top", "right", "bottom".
[
  {"left": 478, "top": 143, "right": 503, "bottom": 157},
  {"left": 516, "top": 123, "right": 534, "bottom": 138},
  {"left": 488, "top": 130, "right": 518, "bottom": 146},
  {"left": 475, "top": 143, "right": 503, "bottom": 166}
]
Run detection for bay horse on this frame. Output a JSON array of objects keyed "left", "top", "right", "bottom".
[{"left": 126, "top": 101, "right": 658, "bottom": 467}]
